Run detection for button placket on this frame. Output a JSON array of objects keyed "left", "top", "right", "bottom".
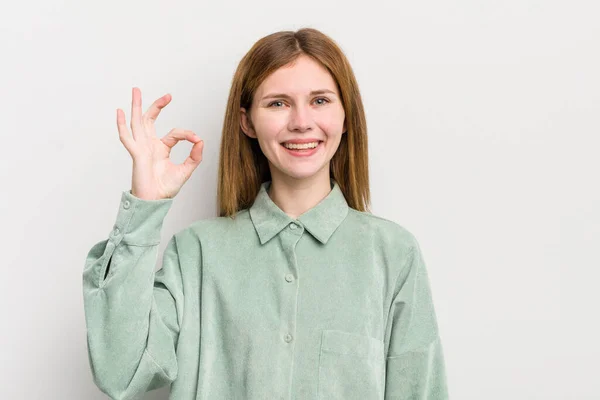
[{"left": 279, "top": 224, "right": 301, "bottom": 389}]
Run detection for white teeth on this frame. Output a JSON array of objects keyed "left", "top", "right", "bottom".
[{"left": 283, "top": 141, "right": 319, "bottom": 150}]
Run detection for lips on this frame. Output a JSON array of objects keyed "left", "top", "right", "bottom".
[
  {"left": 280, "top": 141, "right": 323, "bottom": 157},
  {"left": 281, "top": 139, "right": 323, "bottom": 145}
]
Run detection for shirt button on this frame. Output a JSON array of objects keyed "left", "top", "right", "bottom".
[
  {"left": 284, "top": 333, "right": 293, "bottom": 343},
  {"left": 289, "top": 223, "right": 297, "bottom": 230},
  {"left": 113, "top": 227, "right": 120, "bottom": 236},
  {"left": 285, "top": 273, "right": 294, "bottom": 282},
  {"left": 123, "top": 200, "right": 131, "bottom": 209}
]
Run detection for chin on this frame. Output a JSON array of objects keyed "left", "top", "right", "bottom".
[{"left": 279, "top": 165, "right": 331, "bottom": 181}]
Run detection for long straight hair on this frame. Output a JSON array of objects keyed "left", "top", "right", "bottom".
[{"left": 217, "top": 27, "right": 370, "bottom": 218}]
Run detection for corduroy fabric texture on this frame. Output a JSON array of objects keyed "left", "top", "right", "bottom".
[{"left": 82, "top": 178, "right": 448, "bottom": 399}]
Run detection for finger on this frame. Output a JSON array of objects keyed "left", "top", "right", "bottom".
[
  {"left": 160, "top": 129, "right": 200, "bottom": 149},
  {"left": 130, "top": 87, "right": 143, "bottom": 137},
  {"left": 116, "top": 108, "right": 134, "bottom": 152},
  {"left": 180, "top": 139, "right": 204, "bottom": 179},
  {"left": 144, "top": 93, "right": 172, "bottom": 123}
]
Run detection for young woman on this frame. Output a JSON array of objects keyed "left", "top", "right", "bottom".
[{"left": 83, "top": 28, "right": 448, "bottom": 399}]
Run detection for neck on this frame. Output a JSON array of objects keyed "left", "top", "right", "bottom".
[{"left": 267, "top": 169, "right": 332, "bottom": 220}]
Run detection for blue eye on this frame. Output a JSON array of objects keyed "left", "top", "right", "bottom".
[{"left": 267, "top": 97, "right": 331, "bottom": 108}]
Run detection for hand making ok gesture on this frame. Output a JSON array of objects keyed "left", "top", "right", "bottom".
[{"left": 117, "top": 87, "right": 205, "bottom": 200}]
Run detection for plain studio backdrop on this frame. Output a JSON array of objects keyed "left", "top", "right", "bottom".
[{"left": 1, "top": 0, "right": 598, "bottom": 399}]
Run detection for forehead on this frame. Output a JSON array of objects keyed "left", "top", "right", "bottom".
[{"left": 256, "top": 55, "right": 338, "bottom": 96}]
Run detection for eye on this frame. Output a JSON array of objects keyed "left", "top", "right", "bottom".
[
  {"left": 267, "top": 97, "right": 330, "bottom": 108},
  {"left": 314, "top": 97, "right": 330, "bottom": 105}
]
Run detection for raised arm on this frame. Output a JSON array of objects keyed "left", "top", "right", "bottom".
[
  {"left": 82, "top": 87, "right": 205, "bottom": 399},
  {"left": 82, "top": 191, "right": 183, "bottom": 399}
]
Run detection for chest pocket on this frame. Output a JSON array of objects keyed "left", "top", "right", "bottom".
[{"left": 317, "top": 329, "right": 385, "bottom": 400}]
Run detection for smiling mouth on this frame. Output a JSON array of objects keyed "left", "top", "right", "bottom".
[
  {"left": 280, "top": 141, "right": 323, "bottom": 154},
  {"left": 280, "top": 140, "right": 323, "bottom": 148}
]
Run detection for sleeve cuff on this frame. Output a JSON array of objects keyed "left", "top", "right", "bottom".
[{"left": 109, "top": 190, "right": 175, "bottom": 246}]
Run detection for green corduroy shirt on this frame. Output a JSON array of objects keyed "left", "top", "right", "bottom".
[{"left": 82, "top": 178, "right": 448, "bottom": 399}]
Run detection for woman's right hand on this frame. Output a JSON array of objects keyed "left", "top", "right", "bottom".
[{"left": 117, "top": 87, "right": 205, "bottom": 200}]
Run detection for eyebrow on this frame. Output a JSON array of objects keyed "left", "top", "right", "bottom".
[{"left": 260, "top": 89, "right": 337, "bottom": 101}]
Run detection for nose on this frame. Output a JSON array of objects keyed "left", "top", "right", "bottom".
[{"left": 288, "top": 103, "right": 313, "bottom": 132}]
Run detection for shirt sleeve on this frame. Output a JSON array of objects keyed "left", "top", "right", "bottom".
[
  {"left": 384, "top": 238, "right": 449, "bottom": 399},
  {"left": 82, "top": 190, "right": 184, "bottom": 400}
]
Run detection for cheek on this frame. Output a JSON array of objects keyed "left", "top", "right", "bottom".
[
  {"left": 253, "top": 113, "right": 287, "bottom": 136},
  {"left": 317, "top": 110, "right": 345, "bottom": 133}
]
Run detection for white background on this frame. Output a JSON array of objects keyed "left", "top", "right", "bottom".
[{"left": 1, "top": 0, "right": 598, "bottom": 399}]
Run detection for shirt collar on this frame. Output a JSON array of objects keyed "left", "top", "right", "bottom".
[{"left": 249, "top": 178, "right": 349, "bottom": 245}]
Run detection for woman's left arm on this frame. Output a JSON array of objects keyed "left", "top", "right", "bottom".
[{"left": 384, "top": 239, "right": 449, "bottom": 399}]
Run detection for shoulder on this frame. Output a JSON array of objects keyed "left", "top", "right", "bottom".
[
  {"left": 345, "top": 208, "right": 420, "bottom": 254},
  {"left": 174, "top": 209, "right": 252, "bottom": 242}
]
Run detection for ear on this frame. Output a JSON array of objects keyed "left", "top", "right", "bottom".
[
  {"left": 240, "top": 107, "right": 256, "bottom": 139},
  {"left": 342, "top": 119, "right": 347, "bottom": 134}
]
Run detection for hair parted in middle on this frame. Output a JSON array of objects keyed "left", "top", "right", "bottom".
[{"left": 217, "top": 27, "right": 370, "bottom": 218}]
